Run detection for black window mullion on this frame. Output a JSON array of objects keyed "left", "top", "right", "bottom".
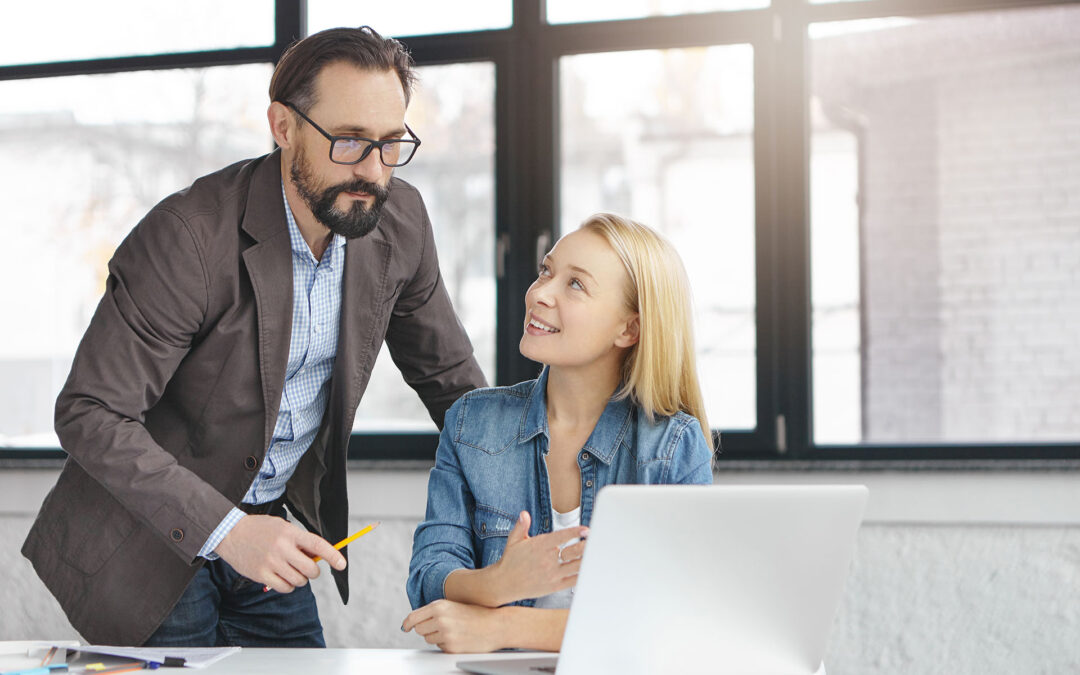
[
  {"left": 770, "top": 0, "right": 813, "bottom": 459},
  {"left": 275, "top": 0, "right": 305, "bottom": 57},
  {"left": 0, "top": 47, "right": 280, "bottom": 81},
  {"left": 501, "top": 0, "right": 557, "bottom": 386},
  {"left": 548, "top": 10, "right": 773, "bottom": 54}
]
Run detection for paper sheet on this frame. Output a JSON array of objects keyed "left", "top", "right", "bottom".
[{"left": 60, "top": 645, "right": 241, "bottom": 669}]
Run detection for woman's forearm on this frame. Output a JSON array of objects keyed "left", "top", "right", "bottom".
[
  {"left": 493, "top": 607, "right": 569, "bottom": 652},
  {"left": 444, "top": 567, "right": 507, "bottom": 607}
]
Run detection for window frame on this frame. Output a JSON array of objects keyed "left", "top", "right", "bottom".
[{"left": 1, "top": 0, "right": 1078, "bottom": 465}]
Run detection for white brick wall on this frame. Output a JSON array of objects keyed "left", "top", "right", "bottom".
[{"left": 813, "top": 7, "right": 1080, "bottom": 443}]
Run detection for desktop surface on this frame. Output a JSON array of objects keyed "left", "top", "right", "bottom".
[{"left": 194, "top": 648, "right": 546, "bottom": 674}]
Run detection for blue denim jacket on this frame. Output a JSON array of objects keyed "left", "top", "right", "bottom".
[{"left": 407, "top": 367, "right": 714, "bottom": 609}]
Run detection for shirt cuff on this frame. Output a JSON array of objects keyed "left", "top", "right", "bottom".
[{"left": 198, "top": 507, "right": 247, "bottom": 560}]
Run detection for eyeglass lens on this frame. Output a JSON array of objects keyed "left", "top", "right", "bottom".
[{"left": 331, "top": 138, "right": 417, "bottom": 167}]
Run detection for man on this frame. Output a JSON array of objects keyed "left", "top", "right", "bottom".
[{"left": 22, "top": 26, "right": 486, "bottom": 648}]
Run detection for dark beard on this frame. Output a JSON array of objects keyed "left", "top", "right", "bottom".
[{"left": 290, "top": 151, "right": 391, "bottom": 239}]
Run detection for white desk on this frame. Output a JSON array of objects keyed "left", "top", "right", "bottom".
[
  {"left": 0, "top": 645, "right": 539, "bottom": 675},
  {"left": 195, "top": 650, "right": 830, "bottom": 674},
  {"left": 1, "top": 645, "right": 827, "bottom": 674},
  {"left": 191, "top": 648, "right": 542, "bottom": 674}
]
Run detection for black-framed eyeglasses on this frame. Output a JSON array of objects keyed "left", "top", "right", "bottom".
[{"left": 283, "top": 101, "right": 421, "bottom": 167}]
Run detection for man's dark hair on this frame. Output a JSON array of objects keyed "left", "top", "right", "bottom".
[{"left": 269, "top": 25, "right": 416, "bottom": 111}]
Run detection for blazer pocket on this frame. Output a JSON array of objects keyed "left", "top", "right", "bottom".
[{"left": 48, "top": 469, "right": 138, "bottom": 576}]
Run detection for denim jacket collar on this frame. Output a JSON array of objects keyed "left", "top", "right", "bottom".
[{"left": 518, "top": 366, "right": 635, "bottom": 465}]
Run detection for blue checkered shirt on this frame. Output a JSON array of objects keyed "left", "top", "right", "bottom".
[{"left": 199, "top": 184, "right": 346, "bottom": 559}]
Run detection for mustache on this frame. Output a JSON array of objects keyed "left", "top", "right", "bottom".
[{"left": 329, "top": 178, "right": 390, "bottom": 202}]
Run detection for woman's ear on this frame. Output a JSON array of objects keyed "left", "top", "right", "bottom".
[{"left": 614, "top": 314, "right": 640, "bottom": 349}]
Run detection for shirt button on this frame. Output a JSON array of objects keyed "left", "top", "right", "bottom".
[
  {"left": 585, "top": 480, "right": 594, "bottom": 488},
  {"left": 581, "top": 452, "right": 590, "bottom": 461},
  {"left": 170, "top": 528, "right": 184, "bottom": 542},
  {"left": 244, "top": 456, "right": 258, "bottom": 470}
]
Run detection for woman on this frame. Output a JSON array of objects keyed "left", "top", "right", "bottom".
[{"left": 402, "top": 213, "right": 715, "bottom": 653}]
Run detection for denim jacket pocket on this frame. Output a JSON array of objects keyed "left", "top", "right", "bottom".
[{"left": 473, "top": 504, "right": 515, "bottom": 568}]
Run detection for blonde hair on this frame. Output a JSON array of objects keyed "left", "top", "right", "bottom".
[{"left": 579, "top": 213, "right": 713, "bottom": 451}]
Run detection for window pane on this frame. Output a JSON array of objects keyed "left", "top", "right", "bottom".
[
  {"left": 308, "top": 1, "right": 512, "bottom": 37},
  {"left": 560, "top": 46, "right": 756, "bottom": 431},
  {"left": 352, "top": 62, "right": 496, "bottom": 433},
  {"left": 810, "top": 6, "right": 1080, "bottom": 444},
  {"left": 0, "top": 66, "right": 273, "bottom": 448},
  {"left": 1, "top": 1, "right": 273, "bottom": 65},
  {"left": 548, "top": 0, "right": 767, "bottom": 25}
]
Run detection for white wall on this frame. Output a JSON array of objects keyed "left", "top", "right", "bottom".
[{"left": 2, "top": 467, "right": 1079, "bottom": 674}]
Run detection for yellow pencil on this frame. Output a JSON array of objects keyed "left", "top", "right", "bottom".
[
  {"left": 313, "top": 521, "right": 380, "bottom": 563},
  {"left": 263, "top": 522, "right": 380, "bottom": 592}
]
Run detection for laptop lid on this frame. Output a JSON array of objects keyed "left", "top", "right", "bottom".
[{"left": 554, "top": 484, "right": 868, "bottom": 675}]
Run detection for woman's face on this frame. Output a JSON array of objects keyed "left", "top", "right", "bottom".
[{"left": 519, "top": 229, "right": 639, "bottom": 370}]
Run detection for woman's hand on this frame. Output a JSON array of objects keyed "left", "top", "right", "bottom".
[
  {"left": 402, "top": 599, "right": 507, "bottom": 653},
  {"left": 489, "top": 511, "right": 588, "bottom": 605}
]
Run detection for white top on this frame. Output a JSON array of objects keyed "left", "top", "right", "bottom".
[{"left": 531, "top": 505, "right": 581, "bottom": 609}]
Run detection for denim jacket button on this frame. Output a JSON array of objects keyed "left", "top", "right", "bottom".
[
  {"left": 581, "top": 451, "right": 590, "bottom": 461},
  {"left": 480, "top": 523, "right": 487, "bottom": 533},
  {"left": 585, "top": 480, "right": 594, "bottom": 488}
]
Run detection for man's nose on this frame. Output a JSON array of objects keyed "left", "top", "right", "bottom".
[{"left": 352, "top": 146, "right": 386, "bottom": 182}]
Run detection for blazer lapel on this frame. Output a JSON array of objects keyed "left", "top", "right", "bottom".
[
  {"left": 325, "top": 228, "right": 393, "bottom": 455},
  {"left": 240, "top": 152, "right": 293, "bottom": 453}
]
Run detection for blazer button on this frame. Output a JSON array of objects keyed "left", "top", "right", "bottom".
[
  {"left": 170, "top": 528, "right": 185, "bottom": 542},
  {"left": 244, "top": 456, "right": 258, "bottom": 470}
]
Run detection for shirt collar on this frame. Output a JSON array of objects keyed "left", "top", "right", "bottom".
[
  {"left": 281, "top": 182, "right": 346, "bottom": 266},
  {"left": 519, "top": 366, "right": 635, "bottom": 465}
]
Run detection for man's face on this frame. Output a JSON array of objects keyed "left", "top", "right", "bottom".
[{"left": 287, "top": 64, "right": 408, "bottom": 238}]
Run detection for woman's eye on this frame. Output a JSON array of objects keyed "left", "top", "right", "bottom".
[
  {"left": 537, "top": 264, "right": 551, "bottom": 277},
  {"left": 569, "top": 278, "right": 584, "bottom": 291}
]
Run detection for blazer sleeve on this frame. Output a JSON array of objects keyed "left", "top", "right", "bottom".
[
  {"left": 54, "top": 205, "right": 235, "bottom": 562},
  {"left": 383, "top": 187, "right": 487, "bottom": 429},
  {"left": 407, "top": 399, "right": 480, "bottom": 608}
]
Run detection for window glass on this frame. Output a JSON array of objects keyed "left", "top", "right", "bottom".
[
  {"left": 308, "top": 0, "right": 512, "bottom": 37},
  {"left": 352, "top": 62, "right": 497, "bottom": 433},
  {"left": 548, "top": 0, "right": 767, "bottom": 24},
  {"left": 0, "top": 65, "right": 273, "bottom": 448},
  {"left": 810, "top": 6, "right": 1080, "bottom": 444},
  {"left": 560, "top": 45, "right": 756, "bottom": 431},
  {"left": 1, "top": 1, "right": 273, "bottom": 65}
]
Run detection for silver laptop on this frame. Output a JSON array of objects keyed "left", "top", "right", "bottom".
[{"left": 457, "top": 484, "right": 867, "bottom": 675}]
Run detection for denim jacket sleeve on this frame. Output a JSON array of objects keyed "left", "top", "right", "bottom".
[
  {"left": 670, "top": 415, "right": 715, "bottom": 485},
  {"left": 407, "top": 398, "right": 478, "bottom": 609}
]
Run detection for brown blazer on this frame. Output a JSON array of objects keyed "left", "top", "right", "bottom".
[{"left": 21, "top": 151, "right": 486, "bottom": 646}]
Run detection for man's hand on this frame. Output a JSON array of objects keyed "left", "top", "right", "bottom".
[
  {"left": 215, "top": 515, "right": 346, "bottom": 593},
  {"left": 489, "top": 511, "right": 587, "bottom": 605},
  {"left": 401, "top": 599, "right": 506, "bottom": 653}
]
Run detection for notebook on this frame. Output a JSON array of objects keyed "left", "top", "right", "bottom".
[{"left": 457, "top": 484, "right": 868, "bottom": 675}]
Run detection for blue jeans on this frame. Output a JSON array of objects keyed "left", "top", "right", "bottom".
[{"left": 144, "top": 558, "right": 325, "bottom": 647}]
